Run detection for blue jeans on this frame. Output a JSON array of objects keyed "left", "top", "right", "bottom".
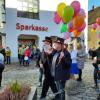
[
  {"left": 6, "top": 56, "right": 11, "bottom": 64},
  {"left": 56, "top": 80, "right": 66, "bottom": 100},
  {"left": 25, "top": 59, "right": 30, "bottom": 66}
]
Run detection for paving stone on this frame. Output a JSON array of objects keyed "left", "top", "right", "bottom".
[{"left": 0, "top": 60, "right": 98, "bottom": 100}]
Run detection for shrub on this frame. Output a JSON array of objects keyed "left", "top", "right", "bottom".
[{"left": 0, "top": 80, "right": 31, "bottom": 100}]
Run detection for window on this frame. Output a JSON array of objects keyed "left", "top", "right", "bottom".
[{"left": 17, "top": 0, "right": 39, "bottom": 19}]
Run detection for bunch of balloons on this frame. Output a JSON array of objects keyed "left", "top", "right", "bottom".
[
  {"left": 91, "top": 17, "right": 100, "bottom": 38},
  {"left": 53, "top": 1, "right": 86, "bottom": 39}
]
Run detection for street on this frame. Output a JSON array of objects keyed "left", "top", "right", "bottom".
[{"left": 1, "top": 60, "right": 99, "bottom": 100}]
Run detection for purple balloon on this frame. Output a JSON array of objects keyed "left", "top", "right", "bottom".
[
  {"left": 92, "top": 23, "right": 97, "bottom": 29},
  {"left": 63, "top": 32, "right": 70, "bottom": 39},
  {"left": 77, "top": 22, "right": 86, "bottom": 32},
  {"left": 71, "top": 1, "right": 81, "bottom": 16},
  {"left": 79, "top": 8, "right": 86, "bottom": 18},
  {"left": 54, "top": 12, "right": 61, "bottom": 24},
  {"left": 68, "top": 20, "right": 73, "bottom": 28}
]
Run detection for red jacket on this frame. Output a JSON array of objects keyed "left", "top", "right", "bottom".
[{"left": 24, "top": 48, "right": 30, "bottom": 57}]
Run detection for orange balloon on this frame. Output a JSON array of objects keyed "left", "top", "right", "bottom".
[
  {"left": 73, "top": 14, "right": 84, "bottom": 29},
  {"left": 74, "top": 30, "right": 80, "bottom": 37}
]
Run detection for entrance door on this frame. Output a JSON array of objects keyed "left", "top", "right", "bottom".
[{"left": 18, "top": 34, "right": 39, "bottom": 47}]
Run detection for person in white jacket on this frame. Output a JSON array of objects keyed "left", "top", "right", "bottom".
[{"left": 0, "top": 51, "right": 5, "bottom": 87}]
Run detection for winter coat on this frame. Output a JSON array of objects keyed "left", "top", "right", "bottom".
[
  {"left": 51, "top": 50, "right": 72, "bottom": 81},
  {"left": 24, "top": 48, "right": 30, "bottom": 57}
]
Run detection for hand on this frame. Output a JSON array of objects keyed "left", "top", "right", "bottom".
[{"left": 40, "top": 63, "right": 43, "bottom": 68}]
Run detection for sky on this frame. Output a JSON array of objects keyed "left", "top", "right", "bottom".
[{"left": 88, "top": 0, "right": 100, "bottom": 11}]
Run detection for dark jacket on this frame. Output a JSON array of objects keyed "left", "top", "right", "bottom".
[
  {"left": 95, "top": 47, "right": 100, "bottom": 64},
  {"left": 38, "top": 51, "right": 53, "bottom": 79},
  {"left": 51, "top": 50, "right": 72, "bottom": 81}
]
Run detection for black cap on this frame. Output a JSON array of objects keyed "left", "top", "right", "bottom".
[
  {"left": 42, "top": 36, "right": 52, "bottom": 43},
  {"left": 54, "top": 37, "right": 64, "bottom": 44}
]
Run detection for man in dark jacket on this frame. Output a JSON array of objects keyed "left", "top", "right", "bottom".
[
  {"left": 39, "top": 37, "right": 58, "bottom": 100},
  {"left": 51, "top": 37, "right": 71, "bottom": 100},
  {"left": 93, "top": 42, "right": 100, "bottom": 88}
]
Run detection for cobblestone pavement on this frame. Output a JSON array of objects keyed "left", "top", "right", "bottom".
[{"left": 1, "top": 60, "right": 100, "bottom": 100}]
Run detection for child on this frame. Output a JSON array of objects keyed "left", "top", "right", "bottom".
[{"left": 24, "top": 54, "right": 29, "bottom": 66}]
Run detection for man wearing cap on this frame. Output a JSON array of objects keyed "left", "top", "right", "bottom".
[
  {"left": 51, "top": 37, "right": 71, "bottom": 100},
  {"left": 39, "top": 37, "right": 58, "bottom": 100}
]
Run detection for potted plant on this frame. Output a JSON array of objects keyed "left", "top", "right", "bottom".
[{"left": 0, "top": 80, "right": 31, "bottom": 100}]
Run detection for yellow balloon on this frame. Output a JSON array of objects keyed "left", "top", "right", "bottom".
[{"left": 57, "top": 3, "right": 66, "bottom": 17}]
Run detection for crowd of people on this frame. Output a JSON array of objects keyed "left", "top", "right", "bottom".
[
  {"left": 0, "top": 37, "right": 99, "bottom": 100},
  {"left": 18, "top": 44, "right": 40, "bottom": 66},
  {"left": 35, "top": 36, "right": 88, "bottom": 100}
]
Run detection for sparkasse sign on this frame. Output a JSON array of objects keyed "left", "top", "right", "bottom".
[{"left": 16, "top": 23, "right": 48, "bottom": 32}]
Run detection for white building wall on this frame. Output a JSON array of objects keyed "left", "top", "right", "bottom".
[{"left": 6, "top": 8, "right": 62, "bottom": 62}]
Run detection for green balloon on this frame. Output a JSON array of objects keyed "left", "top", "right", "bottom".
[
  {"left": 62, "top": 6, "right": 74, "bottom": 24},
  {"left": 60, "top": 24, "right": 67, "bottom": 33}
]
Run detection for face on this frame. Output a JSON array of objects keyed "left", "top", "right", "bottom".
[
  {"left": 63, "top": 44, "right": 68, "bottom": 49},
  {"left": 43, "top": 41, "right": 51, "bottom": 52},
  {"left": 53, "top": 42, "right": 62, "bottom": 50},
  {"left": 44, "top": 41, "right": 51, "bottom": 45}
]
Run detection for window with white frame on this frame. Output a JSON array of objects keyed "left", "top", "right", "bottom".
[{"left": 17, "top": 0, "right": 39, "bottom": 19}]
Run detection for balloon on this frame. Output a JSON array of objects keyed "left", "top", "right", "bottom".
[
  {"left": 91, "top": 29, "right": 96, "bottom": 33},
  {"left": 60, "top": 24, "right": 67, "bottom": 33},
  {"left": 96, "top": 17, "right": 100, "bottom": 25},
  {"left": 63, "top": 32, "right": 70, "bottom": 39},
  {"left": 61, "top": 18, "right": 65, "bottom": 23},
  {"left": 54, "top": 12, "right": 61, "bottom": 24},
  {"left": 77, "top": 22, "right": 86, "bottom": 32},
  {"left": 73, "top": 30, "right": 81, "bottom": 37},
  {"left": 57, "top": 3, "right": 66, "bottom": 17},
  {"left": 62, "top": 6, "right": 74, "bottom": 24},
  {"left": 67, "top": 20, "right": 74, "bottom": 32},
  {"left": 71, "top": 1, "right": 81, "bottom": 16},
  {"left": 92, "top": 23, "right": 97, "bottom": 30},
  {"left": 73, "top": 14, "right": 84, "bottom": 29},
  {"left": 79, "top": 8, "right": 86, "bottom": 18}
]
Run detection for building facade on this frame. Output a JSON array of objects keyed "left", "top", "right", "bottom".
[
  {"left": 88, "top": 6, "right": 100, "bottom": 49},
  {"left": 6, "top": 7, "right": 62, "bottom": 62},
  {"left": 0, "top": 0, "right": 6, "bottom": 48}
]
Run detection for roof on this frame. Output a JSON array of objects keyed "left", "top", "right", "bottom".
[{"left": 88, "top": 7, "right": 100, "bottom": 25}]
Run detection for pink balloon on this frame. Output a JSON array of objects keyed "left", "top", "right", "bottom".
[
  {"left": 71, "top": 1, "right": 81, "bottom": 16},
  {"left": 96, "top": 17, "right": 100, "bottom": 25},
  {"left": 92, "top": 23, "right": 97, "bottom": 30},
  {"left": 96, "top": 25, "right": 100, "bottom": 31},
  {"left": 79, "top": 8, "right": 86, "bottom": 18},
  {"left": 54, "top": 12, "right": 61, "bottom": 24},
  {"left": 63, "top": 32, "right": 70, "bottom": 39},
  {"left": 77, "top": 22, "right": 86, "bottom": 32}
]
